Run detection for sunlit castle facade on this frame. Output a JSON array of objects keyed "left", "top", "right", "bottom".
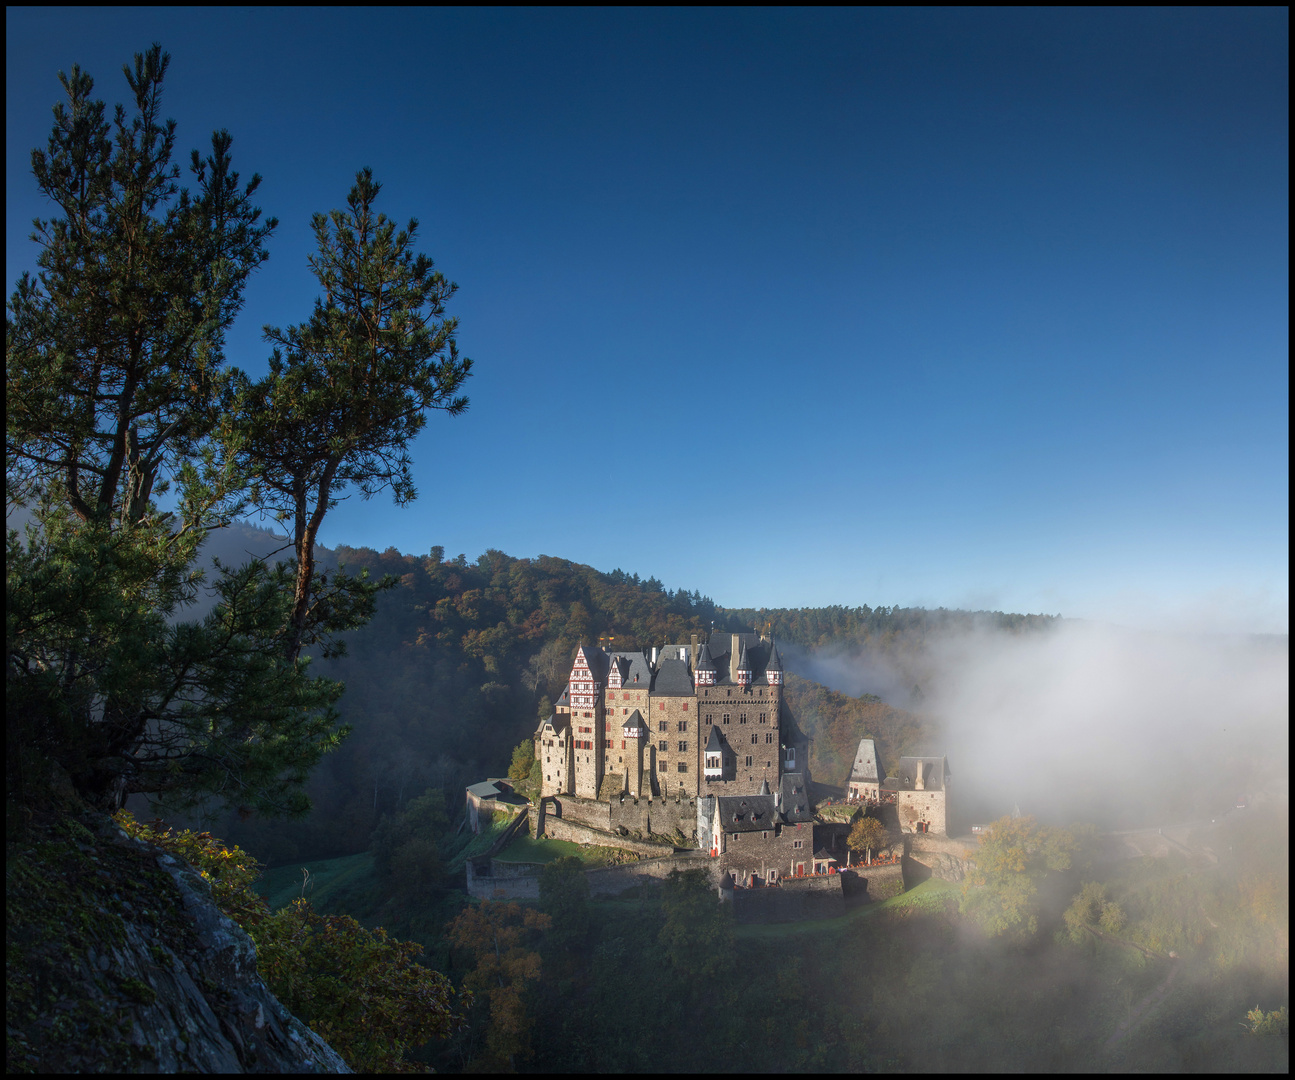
[{"left": 534, "top": 632, "right": 807, "bottom": 804}]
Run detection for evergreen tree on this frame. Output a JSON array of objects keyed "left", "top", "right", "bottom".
[
  {"left": 6, "top": 46, "right": 471, "bottom": 822},
  {"left": 227, "top": 167, "right": 471, "bottom": 660}
]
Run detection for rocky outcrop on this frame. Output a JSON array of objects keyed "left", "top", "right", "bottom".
[
  {"left": 905, "top": 833, "right": 978, "bottom": 883},
  {"left": 7, "top": 806, "right": 349, "bottom": 1073}
]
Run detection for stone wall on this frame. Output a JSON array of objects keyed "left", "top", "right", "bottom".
[
  {"left": 698, "top": 682, "right": 782, "bottom": 796},
  {"left": 584, "top": 852, "right": 715, "bottom": 898},
  {"left": 466, "top": 850, "right": 717, "bottom": 902},
  {"left": 540, "top": 815, "right": 675, "bottom": 857},
  {"left": 546, "top": 792, "right": 700, "bottom": 846},
  {"left": 717, "top": 823, "right": 803, "bottom": 884},
  {"left": 730, "top": 874, "right": 846, "bottom": 924},
  {"left": 854, "top": 862, "right": 905, "bottom": 899},
  {"left": 896, "top": 788, "right": 947, "bottom": 834},
  {"left": 466, "top": 860, "right": 540, "bottom": 901},
  {"left": 649, "top": 693, "right": 701, "bottom": 795}
]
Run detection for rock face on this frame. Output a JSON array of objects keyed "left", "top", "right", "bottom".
[{"left": 7, "top": 808, "right": 350, "bottom": 1073}]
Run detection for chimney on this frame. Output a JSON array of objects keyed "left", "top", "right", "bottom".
[
  {"left": 691, "top": 633, "right": 699, "bottom": 669},
  {"left": 915, "top": 762, "right": 925, "bottom": 791},
  {"left": 650, "top": 646, "right": 658, "bottom": 667}
]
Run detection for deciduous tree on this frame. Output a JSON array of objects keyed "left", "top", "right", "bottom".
[
  {"left": 846, "top": 813, "right": 888, "bottom": 863},
  {"left": 446, "top": 901, "right": 551, "bottom": 1068}
]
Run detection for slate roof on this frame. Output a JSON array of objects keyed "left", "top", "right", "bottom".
[
  {"left": 622, "top": 708, "right": 646, "bottom": 733},
  {"left": 466, "top": 780, "right": 504, "bottom": 799},
  {"left": 695, "top": 642, "right": 716, "bottom": 672},
  {"left": 849, "top": 737, "right": 879, "bottom": 783},
  {"left": 652, "top": 656, "right": 696, "bottom": 696},
  {"left": 766, "top": 639, "right": 783, "bottom": 673},
  {"left": 881, "top": 756, "right": 949, "bottom": 792},
  {"left": 537, "top": 711, "right": 569, "bottom": 735},
  {"left": 778, "top": 772, "right": 815, "bottom": 823},
  {"left": 705, "top": 632, "right": 775, "bottom": 684},
  {"left": 705, "top": 726, "right": 725, "bottom": 752},
  {"left": 577, "top": 645, "right": 610, "bottom": 682},
  {"left": 610, "top": 650, "right": 652, "bottom": 687},
  {"left": 716, "top": 794, "right": 778, "bottom": 833}
]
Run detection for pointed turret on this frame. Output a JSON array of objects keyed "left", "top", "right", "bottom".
[
  {"left": 765, "top": 638, "right": 784, "bottom": 686},
  {"left": 758, "top": 777, "right": 771, "bottom": 796},
  {"left": 735, "top": 640, "right": 752, "bottom": 687},
  {"left": 704, "top": 725, "right": 724, "bottom": 780},
  {"left": 694, "top": 642, "right": 717, "bottom": 687},
  {"left": 622, "top": 709, "right": 646, "bottom": 738}
]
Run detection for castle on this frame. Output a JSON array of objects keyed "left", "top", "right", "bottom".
[
  {"left": 520, "top": 633, "right": 954, "bottom": 891},
  {"left": 534, "top": 632, "right": 820, "bottom": 882},
  {"left": 848, "top": 737, "right": 950, "bottom": 835}
]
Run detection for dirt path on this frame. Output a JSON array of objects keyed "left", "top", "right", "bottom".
[{"left": 1103, "top": 959, "right": 1180, "bottom": 1053}]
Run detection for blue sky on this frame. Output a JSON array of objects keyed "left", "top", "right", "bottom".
[{"left": 7, "top": 8, "right": 1288, "bottom": 632}]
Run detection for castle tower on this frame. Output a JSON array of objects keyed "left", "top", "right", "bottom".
[
  {"left": 735, "top": 641, "right": 752, "bottom": 688},
  {"left": 694, "top": 642, "right": 717, "bottom": 687},
  {"left": 535, "top": 712, "right": 574, "bottom": 797},
  {"left": 568, "top": 645, "right": 605, "bottom": 799},
  {"left": 848, "top": 737, "right": 880, "bottom": 801},
  {"left": 622, "top": 709, "right": 646, "bottom": 797},
  {"left": 765, "top": 638, "right": 784, "bottom": 686}
]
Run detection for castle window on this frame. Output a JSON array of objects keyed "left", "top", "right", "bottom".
[
  {"left": 739, "top": 714, "right": 747, "bottom": 724},
  {"left": 722, "top": 713, "right": 730, "bottom": 725},
  {"left": 682, "top": 703, "right": 689, "bottom": 711},
  {"left": 659, "top": 760, "right": 667, "bottom": 772},
  {"left": 659, "top": 703, "right": 665, "bottom": 711},
  {"left": 793, "top": 839, "right": 804, "bottom": 849},
  {"left": 678, "top": 721, "right": 687, "bottom": 732},
  {"left": 677, "top": 741, "right": 688, "bottom": 752},
  {"left": 760, "top": 713, "right": 767, "bottom": 723},
  {"left": 659, "top": 741, "right": 667, "bottom": 752},
  {"left": 750, "top": 734, "right": 757, "bottom": 745},
  {"left": 677, "top": 762, "right": 688, "bottom": 773},
  {"left": 765, "top": 733, "right": 773, "bottom": 743},
  {"left": 659, "top": 721, "right": 667, "bottom": 732},
  {"left": 745, "top": 756, "right": 753, "bottom": 767}
]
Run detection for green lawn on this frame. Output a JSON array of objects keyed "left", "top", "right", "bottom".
[
  {"left": 494, "top": 833, "right": 635, "bottom": 867},
  {"left": 443, "top": 811, "right": 524, "bottom": 872},
  {"left": 734, "top": 876, "right": 959, "bottom": 940},
  {"left": 254, "top": 850, "right": 380, "bottom": 914}
]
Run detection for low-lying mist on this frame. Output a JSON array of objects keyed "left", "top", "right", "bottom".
[{"left": 795, "top": 619, "right": 1288, "bottom": 831}]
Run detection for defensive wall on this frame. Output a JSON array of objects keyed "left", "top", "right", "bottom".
[
  {"left": 539, "top": 815, "right": 680, "bottom": 858},
  {"left": 466, "top": 849, "right": 716, "bottom": 901},
  {"left": 537, "top": 793, "right": 700, "bottom": 845}
]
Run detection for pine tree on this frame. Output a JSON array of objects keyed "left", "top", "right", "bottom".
[
  {"left": 228, "top": 168, "right": 471, "bottom": 660},
  {"left": 6, "top": 47, "right": 471, "bottom": 821}
]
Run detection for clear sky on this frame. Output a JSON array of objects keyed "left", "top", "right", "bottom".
[{"left": 7, "top": 8, "right": 1288, "bottom": 633}]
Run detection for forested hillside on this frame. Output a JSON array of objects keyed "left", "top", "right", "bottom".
[{"left": 186, "top": 536, "right": 1051, "bottom": 866}]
